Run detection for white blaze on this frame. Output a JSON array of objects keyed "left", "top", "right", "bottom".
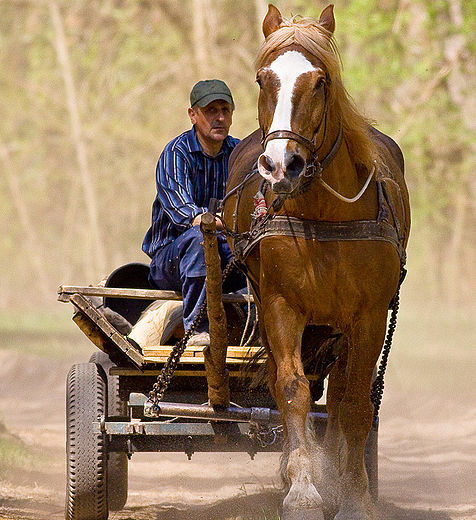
[{"left": 261, "top": 51, "right": 316, "bottom": 178}]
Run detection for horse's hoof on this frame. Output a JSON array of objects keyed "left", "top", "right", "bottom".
[
  {"left": 282, "top": 508, "right": 325, "bottom": 520},
  {"left": 283, "top": 480, "right": 324, "bottom": 520}
]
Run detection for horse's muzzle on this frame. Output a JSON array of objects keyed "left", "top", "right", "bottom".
[
  {"left": 272, "top": 177, "right": 296, "bottom": 194},
  {"left": 258, "top": 151, "right": 307, "bottom": 193}
]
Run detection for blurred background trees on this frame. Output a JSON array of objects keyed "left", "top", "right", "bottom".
[{"left": 1, "top": 0, "right": 474, "bottom": 311}]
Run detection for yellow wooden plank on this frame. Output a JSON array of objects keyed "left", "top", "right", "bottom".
[
  {"left": 142, "top": 345, "right": 261, "bottom": 354},
  {"left": 142, "top": 345, "right": 263, "bottom": 364},
  {"left": 143, "top": 356, "right": 265, "bottom": 364}
]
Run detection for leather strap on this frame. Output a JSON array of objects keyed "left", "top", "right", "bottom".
[
  {"left": 263, "top": 130, "right": 316, "bottom": 154},
  {"left": 234, "top": 216, "right": 406, "bottom": 264}
]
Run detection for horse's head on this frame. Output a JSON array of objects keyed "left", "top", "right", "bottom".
[{"left": 256, "top": 5, "right": 338, "bottom": 194}]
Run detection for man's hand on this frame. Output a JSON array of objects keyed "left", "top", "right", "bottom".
[{"left": 193, "top": 213, "right": 224, "bottom": 230}]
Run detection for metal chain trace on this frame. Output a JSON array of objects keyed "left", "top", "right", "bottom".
[
  {"left": 370, "top": 284, "right": 401, "bottom": 418},
  {"left": 145, "top": 258, "right": 238, "bottom": 416}
]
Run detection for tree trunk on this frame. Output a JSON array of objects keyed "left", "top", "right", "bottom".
[
  {"left": 0, "top": 145, "right": 50, "bottom": 299},
  {"left": 49, "top": 1, "right": 106, "bottom": 278},
  {"left": 201, "top": 212, "right": 230, "bottom": 407},
  {"left": 192, "top": 0, "right": 209, "bottom": 78}
]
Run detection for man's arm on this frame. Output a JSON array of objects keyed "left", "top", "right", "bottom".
[{"left": 155, "top": 145, "right": 206, "bottom": 230}]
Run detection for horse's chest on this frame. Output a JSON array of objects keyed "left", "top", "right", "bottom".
[
  {"left": 256, "top": 237, "right": 397, "bottom": 307},
  {"left": 259, "top": 238, "right": 343, "bottom": 292}
]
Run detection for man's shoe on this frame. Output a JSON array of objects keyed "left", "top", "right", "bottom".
[{"left": 187, "top": 332, "right": 210, "bottom": 346}]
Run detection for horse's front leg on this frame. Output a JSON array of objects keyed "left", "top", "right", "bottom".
[
  {"left": 263, "top": 301, "right": 324, "bottom": 520},
  {"left": 335, "top": 317, "right": 386, "bottom": 520},
  {"left": 258, "top": 311, "right": 278, "bottom": 403}
]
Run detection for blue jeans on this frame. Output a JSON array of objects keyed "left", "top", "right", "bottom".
[{"left": 149, "top": 226, "right": 246, "bottom": 333}]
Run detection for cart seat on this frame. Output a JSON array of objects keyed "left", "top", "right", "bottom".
[{"left": 104, "top": 263, "right": 155, "bottom": 325}]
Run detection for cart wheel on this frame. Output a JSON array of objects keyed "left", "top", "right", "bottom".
[
  {"left": 89, "top": 352, "right": 128, "bottom": 511},
  {"left": 66, "top": 363, "right": 108, "bottom": 520}
]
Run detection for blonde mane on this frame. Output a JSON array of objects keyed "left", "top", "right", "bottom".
[{"left": 256, "top": 15, "right": 379, "bottom": 171}]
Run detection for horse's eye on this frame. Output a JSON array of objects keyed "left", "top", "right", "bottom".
[{"left": 315, "top": 78, "right": 325, "bottom": 90}]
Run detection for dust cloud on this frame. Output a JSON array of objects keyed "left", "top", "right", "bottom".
[{"left": 0, "top": 290, "right": 475, "bottom": 519}]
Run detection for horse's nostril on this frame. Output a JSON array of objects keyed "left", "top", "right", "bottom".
[
  {"left": 286, "top": 154, "right": 306, "bottom": 179},
  {"left": 258, "top": 154, "right": 276, "bottom": 174}
]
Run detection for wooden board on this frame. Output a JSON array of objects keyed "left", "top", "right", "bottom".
[
  {"left": 141, "top": 345, "right": 263, "bottom": 364},
  {"left": 58, "top": 285, "right": 253, "bottom": 304},
  {"left": 60, "top": 289, "right": 263, "bottom": 377}
]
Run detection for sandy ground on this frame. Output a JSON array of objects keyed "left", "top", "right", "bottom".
[{"left": 0, "top": 304, "right": 475, "bottom": 520}]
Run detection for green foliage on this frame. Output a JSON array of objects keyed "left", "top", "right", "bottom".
[{"left": 0, "top": 0, "right": 475, "bottom": 310}]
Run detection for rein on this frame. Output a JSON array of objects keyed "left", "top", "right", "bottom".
[
  {"left": 223, "top": 125, "right": 404, "bottom": 266},
  {"left": 318, "top": 163, "right": 374, "bottom": 203},
  {"left": 262, "top": 125, "right": 373, "bottom": 204},
  {"left": 221, "top": 125, "right": 344, "bottom": 211},
  {"left": 224, "top": 74, "right": 407, "bottom": 273}
]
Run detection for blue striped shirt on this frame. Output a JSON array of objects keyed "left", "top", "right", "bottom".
[{"left": 142, "top": 127, "right": 240, "bottom": 258}]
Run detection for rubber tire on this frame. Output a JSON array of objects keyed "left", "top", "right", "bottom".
[
  {"left": 66, "top": 363, "right": 108, "bottom": 520},
  {"left": 89, "top": 352, "right": 128, "bottom": 511}
]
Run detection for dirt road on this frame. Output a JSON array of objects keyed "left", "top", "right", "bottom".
[{"left": 0, "top": 305, "right": 475, "bottom": 520}]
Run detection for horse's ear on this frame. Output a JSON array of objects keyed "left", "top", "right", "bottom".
[
  {"left": 263, "top": 4, "right": 283, "bottom": 38},
  {"left": 319, "top": 4, "right": 335, "bottom": 35}
]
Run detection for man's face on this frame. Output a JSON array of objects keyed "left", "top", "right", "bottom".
[{"left": 188, "top": 99, "right": 233, "bottom": 151}]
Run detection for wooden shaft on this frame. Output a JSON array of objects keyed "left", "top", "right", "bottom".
[
  {"left": 57, "top": 285, "right": 253, "bottom": 304},
  {"left": 200, "top": 212, "right": 230, "bottom": 407}
]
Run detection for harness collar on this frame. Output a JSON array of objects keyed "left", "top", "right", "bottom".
[{"left": 233, "top": 215, "right": 407, "bottom": 267}]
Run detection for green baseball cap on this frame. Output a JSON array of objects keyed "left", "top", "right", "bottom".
[{"left": 190, "top": 79, "right": 235, "bottom": 110}]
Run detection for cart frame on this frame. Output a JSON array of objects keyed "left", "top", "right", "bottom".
[{"left": 59, "top": 219, "right": 378, "bottom": 520}]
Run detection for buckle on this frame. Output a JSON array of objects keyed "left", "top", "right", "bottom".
[{"left": 304, "top": 161, "right": 322, "bottom": 179}]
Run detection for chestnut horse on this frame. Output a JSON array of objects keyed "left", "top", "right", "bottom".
[{"left": 223, "top": 5, "right": 410, "bottom": 520}]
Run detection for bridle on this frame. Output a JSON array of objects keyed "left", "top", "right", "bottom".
[
  {"left": 260, "top": 73, "right": 335, "bottom": 183},
  {"left": 259, "top": 73, "right": 374, "bottom": 204},
  {"left": 221, "top": 66, "right": 405, "bottom": 300},
  {"left": 224, "top": 69, "right": 373, "bottom": 210}
]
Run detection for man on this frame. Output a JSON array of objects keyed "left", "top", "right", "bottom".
[{"left": 142, "top": 80, "right": 245, "bottom": 346}]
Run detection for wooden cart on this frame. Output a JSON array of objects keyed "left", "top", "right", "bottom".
[{"left": 58, "top": 234, "right": 378, "bottom": 520}]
